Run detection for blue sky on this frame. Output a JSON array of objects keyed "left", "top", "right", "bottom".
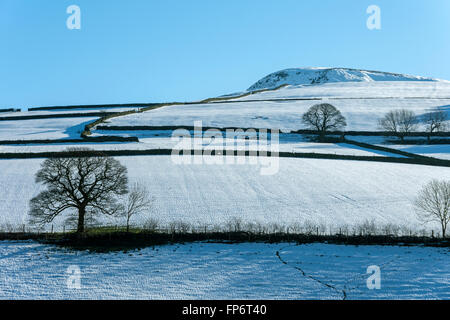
[{"left": 1, "top": 0, "right": 449, "bottom": 108}]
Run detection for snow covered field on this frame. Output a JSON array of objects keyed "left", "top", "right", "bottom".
[
  {"left": 1, "top": 132, "right": 401, "bottom": 158},
  {"left": 1, "top": 156, "right": 448, "bottom": 232},
  {"left": 0, "top": 241, "right": 448, "bottom": 299},
  {"left": 0, "top": 108, "right": 137, "bottom": 118},
  {"left": 102, "top": 82, "right": 450, "bottom": 132},
  {"left": 0, "top": 117, "right": 97, "bottom": 141},
  {"left": 346, "top": 136, "right": 450, "bottom": 160},
  {"left": 391, "top": 145, "right": 450, "bottom": 160},
  {"left": 0, "top": 140, "right": 399, "bottom": 157}
]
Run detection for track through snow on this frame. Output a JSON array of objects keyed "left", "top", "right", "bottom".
[
  {"left": 0, "top": 242, "right": 448, "bottom": 299},
  {"left": 276, "top": 245, "right": 347, "bottom": 300}
]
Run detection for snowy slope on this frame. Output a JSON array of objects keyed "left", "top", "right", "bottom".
[
  {"left": 102, "top": 81, "right": 450, "bottom": 131},
  {"left": 105, "top": 99, "right": 450, "bottom": 132},
  {"left": 248, "top": 67, "right": 444, "bottom": 91},
  {"left": 0, "top": 117, "right": 97, "bottom": 141},
  {"left": 1, "top": 156, "right": 449, "bottom": 232}
]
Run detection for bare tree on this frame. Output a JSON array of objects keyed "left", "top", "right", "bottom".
[
  {"left": 423, "top": 110, "right": 448, "bottom": 142},
  {"left": 302, "top": 103, "right": 347, "bottom": 139},
  {"left": 378, "top": 109, "right": 418, "bottom": 143},
  {"left": 414, "top": 180, "right": 450, "bottom": 238},
  {"left": 29, "top": 148, "right": 128, "bottom": 234},
  {"left": 121, "top": 182, "right": 152, "bottom": 232}
]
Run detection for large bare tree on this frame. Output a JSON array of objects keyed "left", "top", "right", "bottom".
[
  {"left": 423, "top": 110, "right": 448, "bottom": 142},
  {"left": 414, "top": 180, "right": 450, "bottom": 238},
  {"left": 121, "top": 182, "right": 152, "bottom": 232},
  {"left": 378, "top": 109, "right": 418, "bottom": 143},
  {"left": 302, "top": 103, "right": 347, "bottom": 139},
  {"left": 29, "top": 149, "right": 128, "bottom": 233}
]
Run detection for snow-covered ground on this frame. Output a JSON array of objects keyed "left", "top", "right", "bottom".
[
  {"left": 1, "top": 156, "right": 448, "bottom": 232},
  {"left": 101, "top": 99, "right": 450, "bottom": 132},
  {"left": 0, "top": 108, "right": 138, "bottom": 118},
  {"left": 391, "top": 145, "right": 450, "bottom": 160},
  {"left": 0, "top": 117, "right": 97, "bottom": 141},
  {"left": 347, "top": 136, "right": 450, "bottom": 160},
  {"left": 0, "top": 139, "right": 400, "bottom": 157},
  {"left": 1, "top": 72, "right": 450, "bottom": 301},
  {"left": 0, "top": 131, "right": 394, "bottom": 157},
  {"left": 102, "top": 82, "right": 450, "bottom": 132},
  {"left": 0, "top": 241, "right": 448, "bottom": 299}
]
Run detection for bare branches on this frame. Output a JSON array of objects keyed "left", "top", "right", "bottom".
[
  {"left": 28, "top": 148, "right": 129, "bottom": 233},
  {"left": 379, "top": 109, "right": 418, "bottom": 142},
  {"left": 423, "top": 109, "right": 448, "bottom": 138},
  {"left": 29, "top": 190, "right": 77, "bottom": 226},
  {"left": 120, "top": 182, "right": 153, "bottom": 232},
  {"left": 302, "top": 103, "right": 347, "bottom": 139},
  {"left": 414, "top": 180, "right": 450, "bottom": 238}
]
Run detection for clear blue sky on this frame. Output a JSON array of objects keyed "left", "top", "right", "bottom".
[{"left": 1, "top": 0, "right": 449, "bottom": 108}]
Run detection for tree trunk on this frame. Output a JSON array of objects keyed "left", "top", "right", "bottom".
[
  {"left": 126, "top": 216, "right": 130, "bottom": 233},
  {"left": 77, "top": 206, "right": 86, "bottom": 234},
  {"left": 442, "top": 223, "right": 446, "bottom": 238},
  {"left": 319, "top": 131, "right": 325, "bottom": 142}
]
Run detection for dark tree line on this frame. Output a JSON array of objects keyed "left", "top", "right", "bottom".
[
  {"left": 301, "top": 103, "right": 448, "bottom": 142},
  {"left": 379, "top": 109, "right": 447, "bottom": 142}
]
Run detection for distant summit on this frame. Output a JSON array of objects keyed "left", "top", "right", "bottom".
[{"left": 247, "top": 67, "right": 442, "bottom": 91}]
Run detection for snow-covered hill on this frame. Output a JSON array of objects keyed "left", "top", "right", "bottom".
[{"left": 248, "top": 67, "right": 443, "bottom": 91}]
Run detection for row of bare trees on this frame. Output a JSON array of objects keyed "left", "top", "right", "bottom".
[
  {"left": 302, "top": 103, "right": 448, "bottom": 142},
  {"left": 379, "top": 109, "right": 447, "bottom": 142}
]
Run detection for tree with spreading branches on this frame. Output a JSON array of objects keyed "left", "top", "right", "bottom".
[
  {"left": 414, "top": 180, "right": 450, "bottom": 238},
  {"left": 302, "top": 103, "right": 347, "bottom": 140},
  {"left": 29, "top": 148, "right": 128, "bottom": 233},
  {"left": 423, "top": 110, "right": 448, "bottom": 143}
]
